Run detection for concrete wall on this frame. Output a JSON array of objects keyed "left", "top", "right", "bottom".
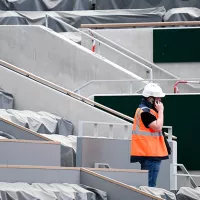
[
  {"left": 0, "top": 166, "right": 157, "bottom": 200},
  {"left": 0, "top": 26, "right": 144, "bottom": 97},
  {"left": 91, "top": 169, "right": 148, "bottom": 187},
  {"left": 0, "top": 166, "right": 80, "bottom": 184},
  {"left": 0, "top": 119, "right": 49, "bottom": 141},
  {"left": 80, "top": 170, "right": 157, "bottom": 200},
  {"left": 76, "top": 137, "right": 140, "bottom": 169},
  {"left": 76, "top": 137, "right": 177, "bottom": 190},
  {"left": 0, "top": 65, "right": 132, "bottom": 136},
  {"left": 94, "top": 28, "right": 200, "bottom": 92},
  {"left": 0, "top": 140, "right": 60, "bottom": 166}
]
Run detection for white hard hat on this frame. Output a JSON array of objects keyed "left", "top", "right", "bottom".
[{"left": 142, "top": 83, "right": 165, "bottom": 98}]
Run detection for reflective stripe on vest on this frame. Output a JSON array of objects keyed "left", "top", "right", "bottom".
[{"left": 132, "top": 106, "right": 161, "bottom": 137}]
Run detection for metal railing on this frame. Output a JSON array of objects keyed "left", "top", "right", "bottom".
[
  {"left": 78, "top": 121, "right": 131, "bottom": 139},
  {"left": 80, "top": 21, "right": 200, "bottom": 29},
  {"left": 45, "top": 14, "right": 153, "bottom": 80},
  {"left": 0, "top": 60, "right": 133, "bottom": 123},
  {"left": 88, "top": 29, "right": 186, "bottom": 82},
  {"left": 171, "top": 163, "right": 199, "bottom": 190},
  {"left": 78, "top": 121, "right": 175, "bottom": 140},
  {"left": 73, "top": 78, "right": 200, "bottom": 95},
  {"left": 174, "top": 80, "right": 200, "bottom": 93}
]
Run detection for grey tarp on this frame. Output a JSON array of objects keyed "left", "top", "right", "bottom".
[
  {"left": 32, "top": 183, "right": 105, "bottom": 200},
  {"left": 32, "top": 183, "right": 75, "bottom": 200},
  {"left": 164, "top": 7, "right": 200, "bottom": 22},
  {"left": 139, "top": 186, "right": 176, "bottom": 200},
  {"left": 176, "top": 187, "right": 200, "bottom": 200},
  {"left": 0, "top": 131, "right": 16, "bottom": 139},
  {"left": 0, "top": 0, "right": 91, "bottom": 11},
  {"left": 56, "top": 7, "right": 166, "bottom": 28},
  {"left": 96, "top": 0, "right": 200, "bottom": 11},
  {"left": 0, "top": 8, "right": 166, "bottom": 30},
  {"left": 39, "top": 134, "right": 77, "bottom": 167},
  {"left": 0, "top": 109, "right": 73, "bottom": 136},
  {"left": 0, "top": 182, "right": 56, "bottom": 200},
  {"left": 0, "top": 11, "right": 28, "bottom": 25},
  {"left": 0, "top": 182, "right": 106, "bottom": 200},
  {"left": 0, "top": 90, "right": 14, "bottom": 109},
  {"left": 70, "top": 184, "right": 96, "bottom": 200},
  {"left": 80, "top": 185, "right": 107, "bottom": 200}
]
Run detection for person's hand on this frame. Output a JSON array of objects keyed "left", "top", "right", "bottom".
[{"left": 155, "top": 101, "right": 164, "bottom": 112}]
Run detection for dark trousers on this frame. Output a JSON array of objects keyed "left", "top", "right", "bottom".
[{"left": 140, "top": 160, "right": 161, "bottom": 187}]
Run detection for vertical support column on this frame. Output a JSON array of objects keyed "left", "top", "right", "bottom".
[
  {"left": 168, "top": 126, "right": 173, "bottom": 141},
  {"left": 170, "top": 141, "right": 177, "bottom": 191}
]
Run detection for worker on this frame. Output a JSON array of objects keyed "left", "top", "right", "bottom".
[{"left": 130, "top": 82, "right": 169, "bottom": 187}]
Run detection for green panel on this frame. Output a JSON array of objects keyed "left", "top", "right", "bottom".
[
  {"left": 95, "top": 95, "right": 199, "bottom": 170},
  {"left": 153, "top": 28, "right": 200, "bottom": 63}
]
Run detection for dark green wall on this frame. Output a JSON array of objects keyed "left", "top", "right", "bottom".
[
  {"left": 95, "top": 95, "right": 199, "bottom": 170},
  {"left": 153, "top": 28, "right": 200, "bottom": 63}
]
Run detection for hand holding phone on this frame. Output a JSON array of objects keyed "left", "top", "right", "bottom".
[{"left": 155, "top": 100, "right": 164, "bottom": 112}]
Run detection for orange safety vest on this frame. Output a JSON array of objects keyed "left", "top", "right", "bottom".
[{"left": 130, "top": 107, "right": 168, "bottom": 162}]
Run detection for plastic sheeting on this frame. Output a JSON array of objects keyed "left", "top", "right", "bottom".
[
  {"left": 0, "top": 182, "right": 56, "bottom": 200},
  {"left": 0, "top": 90, "right": 14, "bottom": 109},
  {"left": 39, "top": 134, "right": 77, "bottom": 167},
  {"left": 0, "top": 0, "right": 91, "bottom": 11},
  {"left": 0, "top": 131, "right": 16, "bottom": 139},
  {"left": 80, "top": 185, "right": 107, "bottom": 200},
  {"left": 0, "top": 8, "right": 166, "bottom": 29},
  {"left": 70, "top": 184, "right": 96, "bottom": 200},
  {"left": 95, "top": 0, "right": 200, "bottom": 11},
  {"left": 176, "top": 187, "right": 200, "bottom": 200},
  {"left": 139, "top": 186, "right": 176, "bottom": 200},
  {"left": 164, "top": 7, "right": 200, "bottom": 22},
  {"left": 32, "top": 183, "right": 107, "bottom": 200},
  {"left": 49, "top": 8, "right": 166, "bottom": 29},
  {"left": 0, "top": 182, "right": 107, "bottom": 200},
  {"left": 0, "top": 109, "right": 73, "bottom": 136}
]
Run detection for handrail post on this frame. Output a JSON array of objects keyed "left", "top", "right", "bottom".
[
  {"left": 124, "top": 125, "right": 129, "bottom": 139},
  {"left": 129, "top": 80, "right": 133, "bottom": 94},
  {"left": 45, "top": 14, "right": 48, "bottom": 28},
  {"left": 170, "top": 163, "right": 177, "bottom": 191},
  {"left": 109, "top": 124, "right": 114, "bottom": 138},
  {"left": 94, "top": 123, "right": 98, "bottom": 137},
  {"left": 168, "top": 126, "right": 173, "bottom": 141}
]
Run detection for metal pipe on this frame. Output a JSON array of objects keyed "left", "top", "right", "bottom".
[
  {"left": 74, "top": 78, "right": 200, "bottom": 94},
  {"left": 174, "top": 80, "right": 200, "bottom": 93}
]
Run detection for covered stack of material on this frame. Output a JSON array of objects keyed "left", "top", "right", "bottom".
[
  {"left": 0, "top": 0, "right": 90, "bottom": 11},
  {"left": 0, "top": 182, "right": 107, "bottom": 200},
  {"left": 0, "top": 90, "right": 14, "bottom": 109},
  {"left": 164, "top": 7, "right": 200, "bottom": 22},
  {"left": 139, "top": 186, "right": 176, "bottom": 200},
  {"left": 0, "top": 131, "right": 16, "bottom": 139},
  {"left": 176, "top": 187, "right": 200, "bottom": 200},
  {"left": 0, "top": 109, "right": 73, "bottom": 136},
  {"left": 0, "top": 7, "right": 166, "bottom": 29},
  {"left": 39, "top": 134, "right": 77, "bottom": 167}
]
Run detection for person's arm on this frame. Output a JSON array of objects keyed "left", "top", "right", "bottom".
[{"left": 149, "top": 101, "right": 164, "bottom": 132}]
